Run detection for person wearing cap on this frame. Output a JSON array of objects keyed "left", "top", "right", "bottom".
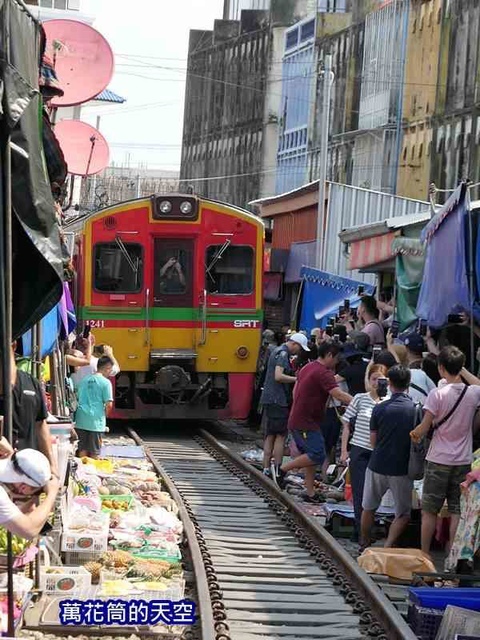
[
  {"left": 337, "top": 332, "right": 371, "bottom": 396},
  {"left": 259, "top": 333, "right": 309, "bottom": 481},
  {"left": 277, "top": 342, "right": 353, "bottom": 503},
  {"left": 402, "top": 332, "right": 436, "bottom": 405},
  {"left": 0, "top": 449, "right": 58, "bottom": 539}
]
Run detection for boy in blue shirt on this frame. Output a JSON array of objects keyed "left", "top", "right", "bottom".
[{"left": 75, "top": 356, "right": 114, "bottom": 459}]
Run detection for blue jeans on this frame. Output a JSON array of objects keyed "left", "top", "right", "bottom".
[
  {"left": 349, "top": 444, "right": 372, "bottom": 532},
  {"left": 291, "top": 430, "right": 326, "bottom": 466}
]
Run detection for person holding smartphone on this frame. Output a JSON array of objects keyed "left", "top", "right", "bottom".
[{"left": 340, "top": 364, "right": 389, "bottom": 541}]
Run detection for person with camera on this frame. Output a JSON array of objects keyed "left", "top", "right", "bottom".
[
  {"left": 360, "top": 365, "right": 417, "bottom": 550},
  {"left": 340, "top": 364, "right": 389, "bottom": 542}
]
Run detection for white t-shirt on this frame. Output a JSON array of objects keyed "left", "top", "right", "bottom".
[
  {"left": 71, "top": 356, "right": 119, "bottom": 389},
  {"left": 0, "top": 486, "right": 21, "bottom": 525}
]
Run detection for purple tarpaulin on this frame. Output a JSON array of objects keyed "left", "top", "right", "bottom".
[{"left": 416, "top": 184, "right": 469, "bottom": 328}]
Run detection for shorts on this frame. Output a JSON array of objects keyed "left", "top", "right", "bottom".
[
  {"left": 76, "top": 429, "right": 102, "bottom": 457},
  {"left": 362, "top": 468, "right": 413, "bottom": 518},
  {"left": 422, "top": 461, "right": 471, "bottom": 515},
  {"left": 263, "top": 405, "right": 289, "bottom": 437},
  {"left": 321, "top": 407, "right": 342, "bottom": 453},
  {"left": 290, "top": 429, "right": 326, "bottom": 466}
]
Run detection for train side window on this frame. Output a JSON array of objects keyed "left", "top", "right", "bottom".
[
  {"left": 94, "top": 242, "right": 143, "bottom": 293},
  {"left": 206, "top": 245, "right": 254, "bottom": 295}
]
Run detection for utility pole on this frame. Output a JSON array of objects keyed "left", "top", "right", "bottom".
[{"left": 315, "top": 53, "right": 333, "bottom": 270}]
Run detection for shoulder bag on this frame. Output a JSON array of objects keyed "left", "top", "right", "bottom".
[{"left": 408, "top": 385, "right": 467, "bottom": 481}]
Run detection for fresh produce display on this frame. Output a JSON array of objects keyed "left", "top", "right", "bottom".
[
  {"left": 98, "top": 579, "right": 139, "bottom": 597},
  {"left": 101, "top": 497, "right": 132, "bottom": 511},
  {"left": 0, "top": 529, "right": 31, "bottom": 556},
  {"left": 126, "top": 559, "right": 182, "bottom": 581}
]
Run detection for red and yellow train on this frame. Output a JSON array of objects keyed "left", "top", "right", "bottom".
[{"left": 67, "top": 193, "right": 264, "bottom": 420}]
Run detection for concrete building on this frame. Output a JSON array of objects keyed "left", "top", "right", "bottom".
[
  {"left": 77, "top": 166, "right": 180, "bottom": 213},
  {"left": 396, "top": 0, "right": 442, "bottom": 201},
  {"left": 179, "top": 11, "right": 271, "bottom": 210},
  {"left": 276, "top": 9, "right": 353, "bottom": 195}
]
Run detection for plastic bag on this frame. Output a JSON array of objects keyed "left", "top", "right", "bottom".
[{"left": 358, "top": 547, "right": 435, "bottom": 581}]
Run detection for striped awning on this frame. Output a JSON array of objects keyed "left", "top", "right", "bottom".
[{"left": 348, "top": 231, "right": 397, "bottom": 270}]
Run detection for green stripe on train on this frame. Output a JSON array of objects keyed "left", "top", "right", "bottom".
[{"left": 78, "top": 307, "right": 264, "bottom": 321}]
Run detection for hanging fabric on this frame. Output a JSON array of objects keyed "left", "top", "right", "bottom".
[
  {"left": 392, "top": 238, "right": 425, "bottom": 332},
  {"left": 5, "top": 1, "right": 64, "bottom": 339},
  {"left": 417, "top": 184, "right": 469, "bottom": 328}
]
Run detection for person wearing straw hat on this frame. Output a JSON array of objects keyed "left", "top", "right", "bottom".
[{"left": 0, "top": 449, "right": 58, "bottom": 539}]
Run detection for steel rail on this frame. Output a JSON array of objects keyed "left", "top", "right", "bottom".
[
  {"left": 199, "top": 428, "right": 418, "bottom": 640},
  {"left": 128, "top": 427, "right": 216, "bottom": 640}
]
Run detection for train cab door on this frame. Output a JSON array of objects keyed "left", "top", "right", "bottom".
[{"left": 152, "top": 239, "right": 195, "bottom": 355}]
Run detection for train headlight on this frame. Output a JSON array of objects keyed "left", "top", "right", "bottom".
[
  {"left": 159, "top": 200, "right": 172, "bottom": 214},
  {"left": 180, "top": 201, "right": 193, "bottom": 215},
  {"left": 236, "top": 346, "right": 249, "bottom": 359}
]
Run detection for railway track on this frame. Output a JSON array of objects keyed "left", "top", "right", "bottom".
[{"left": 129, "top": 428, "right": 418, "bottom": 640}]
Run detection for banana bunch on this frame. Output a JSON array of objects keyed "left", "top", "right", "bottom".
[{"left": 0, "top": 528, "right": 29, "bottom": 555}]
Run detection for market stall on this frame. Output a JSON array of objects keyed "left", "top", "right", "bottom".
[{"left": 20, "top": 437, "right": 189, "bottom": 634}]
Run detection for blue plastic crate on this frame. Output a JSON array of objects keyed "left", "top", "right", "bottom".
[{"left": 409, "top": 587, "right": 480, "bottom": 612}]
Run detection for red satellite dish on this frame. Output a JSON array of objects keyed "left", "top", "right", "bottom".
[
  {"left": 54, "top": 120, "right": 110, "bottom": 176},
  {"left": 43, "top": 19, "right": 114, "bottom": 107}
]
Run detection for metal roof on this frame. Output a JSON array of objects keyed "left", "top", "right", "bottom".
[
  {"left": 338, "top": 210, "right": 433, "bottom": 244},
  {"left": 94, "top": 89, "right": 126, "bottom": 104},
  {"left": 249, "top": 180, "right": 319, "bottom": 207}
]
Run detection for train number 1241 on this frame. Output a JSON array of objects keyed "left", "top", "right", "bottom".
[{"left": 85, "top": 320, "right": 106, "bottom": 329}]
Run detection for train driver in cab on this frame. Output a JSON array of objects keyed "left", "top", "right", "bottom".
[{"left": 159, "top": 256, "right": 186, "bottom": 294}]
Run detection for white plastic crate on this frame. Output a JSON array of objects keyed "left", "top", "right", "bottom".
[
  {"left": 140, "top": 578, "right": 185, "bottom": 602},
  {"left": 40, "top": 566, "right": 91, "bottom": 595},
  {"left": 61, "top": 529, "right": 108, "bottom": 555}
]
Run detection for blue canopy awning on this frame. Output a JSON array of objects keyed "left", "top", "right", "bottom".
[{"left": 299, "top": 267, "right": 375, "bottom": 332}]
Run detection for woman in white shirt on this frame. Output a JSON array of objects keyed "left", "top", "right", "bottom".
[{"left": 340, "top": 364, "right": 388, "bottom": 541}]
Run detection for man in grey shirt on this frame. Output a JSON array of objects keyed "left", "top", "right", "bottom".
[{"left": 260, "top": 333, "right": 310, "bottom": 480}]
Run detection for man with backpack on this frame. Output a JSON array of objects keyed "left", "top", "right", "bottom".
[{"left": 411, "top": 346, "right": 480, "bottom": 556}]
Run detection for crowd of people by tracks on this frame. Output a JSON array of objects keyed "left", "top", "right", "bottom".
[
  {"left": 257, "top": 294, "right": 480, "bottom": 573},
  {"left": 0, "top": 328, "right": 120, "bottom": 547}
]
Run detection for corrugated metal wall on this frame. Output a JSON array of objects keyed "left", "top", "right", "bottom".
[
  {"left": 323, "top": 182, "right": 429, "bottom": 281},
  {"left": 270, "top": 206, "right": 317, "bottom": 249}
]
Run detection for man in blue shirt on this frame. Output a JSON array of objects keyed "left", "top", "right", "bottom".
[
  {"left": 360, "top": 365, "right": 416, "bottom": 550},
  {"left": 75, "top": 356, "right": 114, "bottom": 459}
]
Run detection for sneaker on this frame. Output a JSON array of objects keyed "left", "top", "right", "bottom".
[{"left": 302, "top": 493, "right": 325, "bottom": 504}]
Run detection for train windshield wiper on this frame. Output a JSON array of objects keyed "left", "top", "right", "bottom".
[
  {"left": 206, "top": 239, "right": 231, "bottom": 282},
  {"left": 115, "top": 236, "right": 137, "bottom": 274}
]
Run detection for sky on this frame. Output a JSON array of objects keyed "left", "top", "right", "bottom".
[{"left": 80, "top": 0, "right": 224, "bottom": 173}]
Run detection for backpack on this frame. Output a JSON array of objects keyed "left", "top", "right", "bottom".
[
  {"left": 408, "top": 385, "right": 468, "bottom": 481},
  {"left": 408, "top": 403, "right": 426, "bottom": 481}
]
